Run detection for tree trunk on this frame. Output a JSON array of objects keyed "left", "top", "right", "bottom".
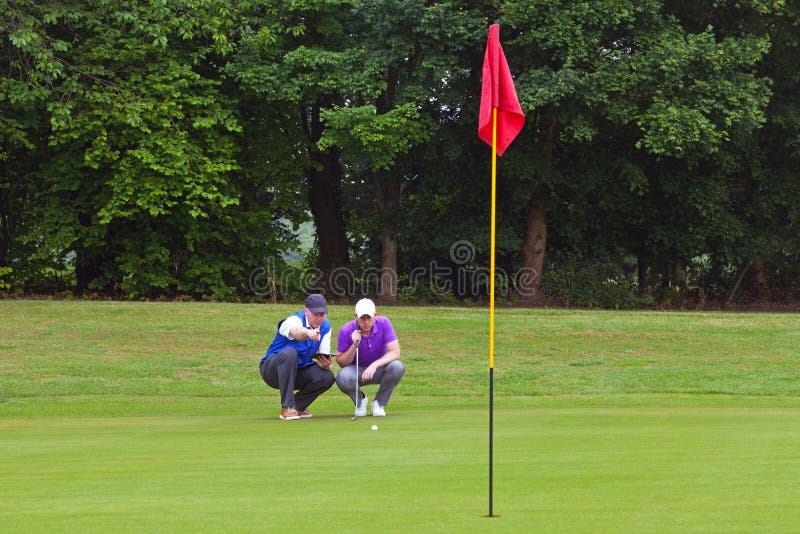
[
  {"left": 374, "top": 172, "right": 401, "bottom": 304},
  {"left": 379, "top": 230, "right": 398, "bottom": 304},
  {"left": 748, "top": 257, "right": 767, "bottom": 299},
  {"left": 637, "top": 254, "right": 649, "bottom": 296},
  {"left": 303, "top": 103, "right": 350, "bottom": 292},
  {"left": 518, "top": 183, "right": 547, "bottom": 303},
  {"left": 307, "top": 147, "right": 349, "bottom": 269},
  {"left": 373, "top": 67, "right": 400, "bottom": 305},
  {"left": 518, "top": 116, "right": 558, "bottom": 304},
  {"left": 74, "top": 253, "right": 103, "bottom": 296},
  {"left": 73, "top": 212, "right": 103, "bottom": 296},
  {"left": 725, "top": 262, "right": 750, "bottom": 307},
  {"left": 0, "top": 192, "right": 9, "bottom": 268}
]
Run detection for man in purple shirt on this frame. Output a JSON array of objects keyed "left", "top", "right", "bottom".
[{"left": 335, "top": 298, "right": 405, "bottom": 417}]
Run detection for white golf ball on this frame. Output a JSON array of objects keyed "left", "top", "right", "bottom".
[{"left": 371, "top": 424, "right": 378, "bottom": 431}]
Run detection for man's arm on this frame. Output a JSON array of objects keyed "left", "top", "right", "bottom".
[
  {"left": 336, "top": 336, "right": 356, "bottom": 366},
  {"left": 289, "top": 326, "right": 320, "bottom": 342},
  {"left": 361, "top": 340, "right": 401, "bottom": 381},
  {"left": 279, "top": 316, "right": 320, "bottom": 342}
]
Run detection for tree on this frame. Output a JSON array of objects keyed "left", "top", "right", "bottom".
[
  {"left": 503, "top": 0, "right": 772, "bottom": 301},
  {"left": 3, "top": 0, "right": 291, "bottom": 297},
  {"left": 317, "top": 0, "right": 486, "bottom": 303},
  {"left": 230, "top": 1, "right": 356, "bottom": 290},
  {"left": 2, "top": 1, "right": 797, "bottom": 306},
  {"left": 0, "top": 0, "right": 70, "bottom": 280}
]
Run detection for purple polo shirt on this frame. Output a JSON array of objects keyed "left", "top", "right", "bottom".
[{"left": 337, "top": 316, "right": 397, "bottom": 367}]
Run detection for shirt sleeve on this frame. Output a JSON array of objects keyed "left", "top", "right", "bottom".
[
  {"left": 319, "top": 331, "right": 331, "bottom": 354},
  {"left": 278, "top": 315, "right": 303, "bottom": 339},
  {"left": 337, "top": 322, "right": 353, "bottom": 353},
  {"left": 381, "top": 317, "right": 398, "bottom": 344}
]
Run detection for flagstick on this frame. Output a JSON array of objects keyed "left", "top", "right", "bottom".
[{"left": 489, "top": 107, "right": 498, "bottom": 518}]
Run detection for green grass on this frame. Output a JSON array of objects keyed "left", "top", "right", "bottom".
[{"left": 1, "top": 301, "right": 799, "bottom": 532}]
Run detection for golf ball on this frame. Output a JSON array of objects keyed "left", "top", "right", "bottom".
[{"left": 371, "top": 425, "right": 378, "bottom": 431}]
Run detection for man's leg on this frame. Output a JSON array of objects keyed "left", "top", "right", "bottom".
[
  {"left": 294, "top": 364, "right": 336, "bottom": 410},
  {"left": 371, "top": 360, "right": 405, "bottom": 407},
  {"left": 260, "top": 348, "right": 299, "bottom": 407},
  {"left": 335, "top": 365, "right": 364, "bottom": 405}
]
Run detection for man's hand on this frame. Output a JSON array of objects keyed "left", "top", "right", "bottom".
[
  {"left": 315, "top": 354, "right": 332, "bottom": 369},
  {"left": 351, "top": 329, "right": 362, "bottom": 346},
  {"left": 362, "top": 363, "right": 379, "bottom": 382},
  {"left": 307, "top": 327, "right": 321, "bottom": 342}
]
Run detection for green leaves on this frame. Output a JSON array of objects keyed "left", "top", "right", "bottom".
[
  {"left": 1, "top": 0, "right": 798, "bottom": 303},
  {"left": 0, "top": 266, "right": 10, "bottom": 289},
  {"left": 619, "top": 26, "right": 771, "bottom": 156},
  {"left": 319, "top": 103, "right": 433, "bottom": 170}
]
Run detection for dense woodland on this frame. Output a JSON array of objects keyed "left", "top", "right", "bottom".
[{"left": 1, "top": 1, "right": 799, "bottom": 308}]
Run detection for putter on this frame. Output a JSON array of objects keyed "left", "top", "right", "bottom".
[{"left": 351, "top": 335, "right": 361, "bottom": 421}]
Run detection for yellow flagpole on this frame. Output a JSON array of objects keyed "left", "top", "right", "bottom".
[{"left": 490, "top": 107, "right": 497, "bottom": 369}]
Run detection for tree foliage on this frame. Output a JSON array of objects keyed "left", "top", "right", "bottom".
[{"left": 1, "top": 0, "right": 798, "bottom": 306}]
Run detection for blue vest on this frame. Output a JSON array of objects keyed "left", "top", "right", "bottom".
[{"left": 262, "top": 311, "right": 331, "bottom": 368}]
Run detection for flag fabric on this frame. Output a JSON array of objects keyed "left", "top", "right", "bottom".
[{"left": 478, "top": 23, "right": 525, "bottom": 156}]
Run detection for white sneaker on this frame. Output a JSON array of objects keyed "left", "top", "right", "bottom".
[
  {"left": 355, "top": 395, "right": 368, "bottom": 417},
  {"left": 371, "top": 400, "right": 386, "bottom": 417}
]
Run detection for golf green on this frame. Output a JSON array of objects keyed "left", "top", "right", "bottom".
[{"left": 2, "top": 397, "right": 799, "bottom": 532}]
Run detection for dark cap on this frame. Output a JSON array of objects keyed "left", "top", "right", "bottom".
[{"left": 305, "top": 294, "right": 328, "bottom": 314}]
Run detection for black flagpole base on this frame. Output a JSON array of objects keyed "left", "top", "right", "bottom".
[{"left": 488, "top": 366, "right": 495, "bottom": 517}]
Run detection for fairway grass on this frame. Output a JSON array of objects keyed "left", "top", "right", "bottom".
[{"left": 1, "top": 301, "right": 799, "bottom": 532}]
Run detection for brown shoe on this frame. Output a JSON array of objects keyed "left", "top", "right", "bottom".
[
  {"left": 296, "top": 409, "right": 313, "bottom": 419},
  {"left": 279, "top": 407, "right": 300, "bottom": 420}
]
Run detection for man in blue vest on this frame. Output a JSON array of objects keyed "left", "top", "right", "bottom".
[{"left": 260, "top": 294, "right": 336, "bottom": 420}]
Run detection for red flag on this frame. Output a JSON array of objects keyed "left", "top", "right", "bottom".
[{"left": 478, "top": 23, "right": 525, "bottom": 156}]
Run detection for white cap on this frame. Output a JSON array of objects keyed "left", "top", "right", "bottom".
[{"left": 354, "top": 298, "right": 376, "bottom": 318}]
